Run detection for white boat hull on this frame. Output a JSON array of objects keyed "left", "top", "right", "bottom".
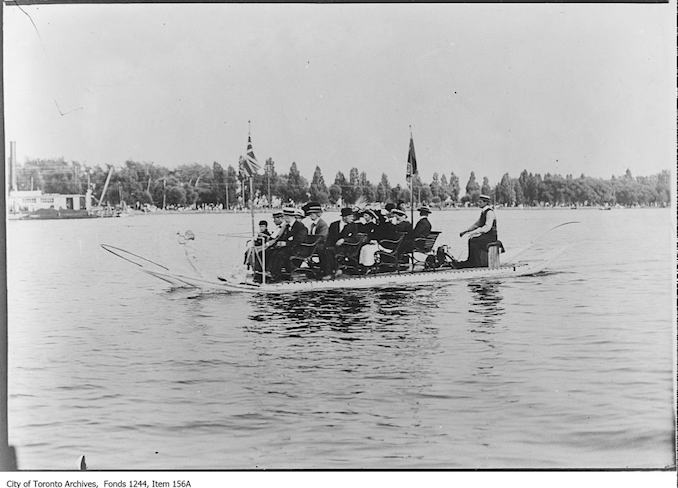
[{"left": 140, "top": 261, "right": 546, "bottom": 294}]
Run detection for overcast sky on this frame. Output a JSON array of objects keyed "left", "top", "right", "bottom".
[{"left": 4, "top": 3, "right": 675, "bottom": 186}]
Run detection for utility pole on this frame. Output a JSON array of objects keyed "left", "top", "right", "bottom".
[
  {"left": 266, "top": 160, "right": 271, "bottom": 208},
  {"left": 225, "top": 174, "right": 229, "bottom": 211}
]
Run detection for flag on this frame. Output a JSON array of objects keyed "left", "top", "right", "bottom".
[
  {"left": 242, "top": 134, "right": 261, "bottom": 177},
  {"left": 406, "top": 135, "right": 418, "bottom": 179}
]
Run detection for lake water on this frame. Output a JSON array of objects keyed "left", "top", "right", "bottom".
[{"left": 6, "top": 208, "right": 676, "bottom": 469}]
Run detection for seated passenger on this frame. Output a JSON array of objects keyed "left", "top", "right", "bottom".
[
  {"left": 269, "top": 208, "right": 308, "bottom": 281},
  {"left": 456, "top": 194, "right": 497, "bottom": 268},
  {"left": 412, "top": 205, "right": 432, "bottom": 239},
  {"left": 382, "top": 208, "right": 412, "bottom": 248},
  {"left": 244, "top": 220, "right": 272, "bottom": 266},
  {"left": 320, "top": 207, "right": 356, "bottom": 280},
  {"left": 403, "top": 205, "right": 432, "bottom": 253},
  {"left": 302, "top": 201, "right": 329, "bottom": 247},
  {"left": 250, "top": 211, "right": 286, "bottom": 275},
  {"left": 358, "top": 209, "right": 381, "bottom": 267}
]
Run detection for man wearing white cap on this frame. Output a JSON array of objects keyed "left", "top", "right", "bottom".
[
  {"left": 303, "top": 202, "right": 329, "bottom": 246},
  {"left": 269, "top": 207, "right": 309, "bottom": 281},
  {"left": 458, "top": 194, "right": 497, "bottom": 267}
]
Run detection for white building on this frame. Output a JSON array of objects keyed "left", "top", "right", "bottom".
[{"left": 8, "top": 189, "right": 93, "bottom": 213}]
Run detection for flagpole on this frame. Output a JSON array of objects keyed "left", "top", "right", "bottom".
[
  {"left": 410, "top": 178, "right": 414, "bottom": 224},
  {"left": 249, "top": 176, "right": 255, "bottom": 237},
  {"left": 409, "top": 125, "right": 414, "bottom": 224},
  {"left": 247, "top": 120, "right": 256, "bottom": 237}
]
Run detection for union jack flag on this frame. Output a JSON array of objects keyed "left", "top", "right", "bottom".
[{"left": 242, "top": 134, "right": 261, "bottom": 177}]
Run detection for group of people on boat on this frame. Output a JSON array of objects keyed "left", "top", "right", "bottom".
[{"left": 244, "top": 193, "right": 498, "bottom": 282}]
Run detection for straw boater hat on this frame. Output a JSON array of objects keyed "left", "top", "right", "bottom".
[
  {"left": 417, "top": 205, "right": 432, "bottom": 215},
  {"left": 340, "top": 207, "right": 353, "bottom": 217},
  {"left": 282, "top": 207, "right": 296, "bottom": 217},
  {"left": 304, "top": 202, "right": 323, "bottom": 215},
  {"left": 272, "top": 210, "right": 284, "bottom": 218},
  {"left": 391, "top": 208, "right": 407, "bottom": 218},
  {"left": 479, "top": 194, "right": 491, "bottom": 201}
]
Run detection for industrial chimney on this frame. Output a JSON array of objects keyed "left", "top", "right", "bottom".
[{"left": 9, "top": 141, "right": 17, "bottom": 192}]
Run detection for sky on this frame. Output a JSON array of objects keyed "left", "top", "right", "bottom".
[{"left": 3, "top": 3, "right": 676, "bottom": 186}]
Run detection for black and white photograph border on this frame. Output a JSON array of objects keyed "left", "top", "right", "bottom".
[{"left": 1, "top": 0, "right": 676, "bottom": 484}]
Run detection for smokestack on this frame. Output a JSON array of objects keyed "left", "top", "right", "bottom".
[{"left": 9, "top": 141, "right": 17, "bottom": 192}]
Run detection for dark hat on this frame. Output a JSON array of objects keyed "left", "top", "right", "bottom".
[
  {"left": 385, "top": 202, "right": 396, "bottom": 211},
  {"left": 391, "top": 209, "right": 406, "bottom": 218},
  {"left": 282, "top": 207, "right": 296, "bottom": 216},
  {"left": 272, "top": 210, "right": 283, "bottom": 218},
  {"left": 417, "top": 205, "right": 432, "bottom": 215},
  {"left": 340, "top": 207, "right": 353, "bottom": 217},
  {"left": 479, "top": 194, "right": 491, "bottom": 201},
  {"left": 258, "top": 220, "right": 268, "bottom": 226}
]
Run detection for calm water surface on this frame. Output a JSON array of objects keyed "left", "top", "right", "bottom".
[{"left": 7, "top": 208, "right": 675, "bottom": 469}]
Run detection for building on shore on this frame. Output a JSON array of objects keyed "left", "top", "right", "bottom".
[
  {"left": 6, "top": 140, "right": 93, "bottom": 216},
  {"left": 8, "top": 189, "right": 93, "bottom": 213}
]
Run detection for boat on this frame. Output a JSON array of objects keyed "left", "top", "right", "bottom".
[
  {"left": 100, "top": 130, "right": 571, "bottom": 294},
  {"left": 21, "top": 208, "right": 99, "bottom": 220},
  {"left": 100, "top": 240, "right": 561, "bottom": 295}
]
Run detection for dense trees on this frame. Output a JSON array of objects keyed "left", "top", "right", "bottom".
[{"left": 13, "top": 157, "right": 671, "bottom": 209}]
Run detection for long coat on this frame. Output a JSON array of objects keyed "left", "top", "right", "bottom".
[
  {"left": 412, "top": 217, "right": 432, "bottom": 239},
  {"left": 281, "top": 220, "right": 308, "bottom": 250}
]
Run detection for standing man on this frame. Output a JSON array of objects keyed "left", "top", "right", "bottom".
[
  {"left": 321, "top": 207, "right": 356, "bottom": 279},
  {"left": 458, "top": 194, "right": 497, "bottom": 268}
]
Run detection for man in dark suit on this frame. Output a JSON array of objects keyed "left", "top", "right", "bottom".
[
  {"left": 321, "top": 207, "right": 356, "bottom": 279},
  {"left": 412, "top": 205, "right": 432, "bottom": 239},
  {"left": 269, "top": 207, "right": 308, "bottom": 281},
  {"left": 402, "top": 205, "right": 432, "bottom": 253}
]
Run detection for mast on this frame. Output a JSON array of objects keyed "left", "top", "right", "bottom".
[
  {"left": 408, "top": 125, "right": 416, "bottom": 224},
  {"left": 244, "top": 120, "right": 261, "bottom": 237},
  {"left": 99, "top": 166, "right": 114, "bottom": 206},
  {"left": 249, "top": 176, "right": 255, "bottom": 237}
]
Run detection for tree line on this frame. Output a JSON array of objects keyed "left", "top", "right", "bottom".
[{"left": 13, "top": 157, "right": 671, "bottom": 209}]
